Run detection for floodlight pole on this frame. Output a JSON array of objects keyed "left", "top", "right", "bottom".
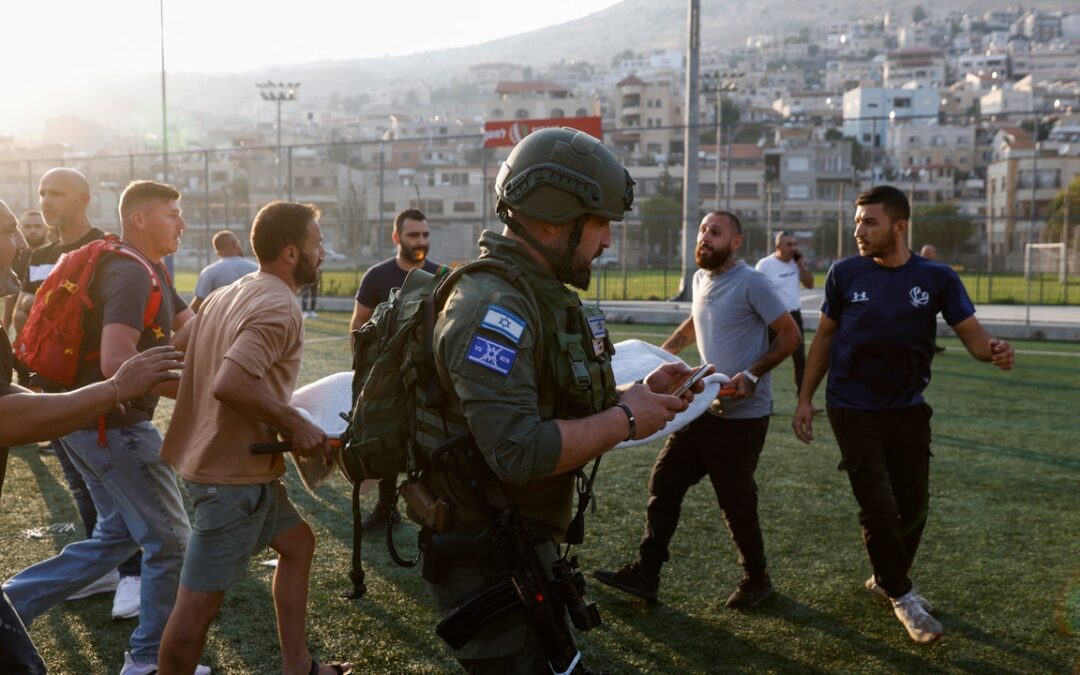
[
  {"left": 257, "top": 81, "right": 300, "bottom": 199},
  {"left": 160, "top": 0, "right": 169, "bottom": 182}
]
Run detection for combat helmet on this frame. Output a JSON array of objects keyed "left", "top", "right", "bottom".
[{"left": 494, "top": 127, "right": 634, "bottom": 282}]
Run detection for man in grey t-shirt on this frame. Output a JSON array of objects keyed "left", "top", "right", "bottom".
[
  {"left": 190, "top": 231, "right": 258, "bottom": 313},
  {"left": 595, "top": 211, "right": 799, "bottom": 608}
]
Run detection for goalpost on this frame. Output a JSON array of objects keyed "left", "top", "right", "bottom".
[{"left": 1024, "top": 242, "right": 1066, "bottom": 283}]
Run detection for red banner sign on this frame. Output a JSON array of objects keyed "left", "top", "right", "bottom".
[{"left": 483, "top": 116, "right": 603, "bottom": 148}]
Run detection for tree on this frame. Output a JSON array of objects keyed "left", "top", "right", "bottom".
[
  {"left": 911, "top": 203, "right": 977, "bottom": 257},
  {"left": 913, "top": 5, "right": 927, "bottom": 23},
  {"left": 638, "top": 168, "right": 683, "bottom": 264},
  {"left": 1045, "top": 174, "right": 1080, "bottom": 245}
]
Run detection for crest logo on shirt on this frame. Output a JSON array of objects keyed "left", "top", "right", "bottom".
[
  {"left": 852, "top": 291, "right": 869, "bottom": 303},
  {"left": 908, "top": 286, "right": 930, "bottom": 308}
]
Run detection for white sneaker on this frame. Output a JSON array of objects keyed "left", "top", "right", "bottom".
[
  {"left": 891, "top": 591, "right": 943, "bottom": 643},
  {"left": 66, "top": 569, "right": 120, "bottom": 601},
  {"left": 865, "top": 575, "right": 933, "bottom": 613},
  {"left": 112, "top": 575, "right": 141, "bottom": 620},
  {"left": 119, "top": 650, "right": 211, "bottom": 675},
  {"left": 308, "top": 310, "right": 318, "bottom": 318}
]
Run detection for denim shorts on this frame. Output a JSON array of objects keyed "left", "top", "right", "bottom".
[{"left": 180, "top": 479, "right": 303, "bottom": 592}]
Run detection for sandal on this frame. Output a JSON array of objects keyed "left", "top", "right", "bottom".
[{"left": 308, "top": 658, "right": 353, "bottom": 675}]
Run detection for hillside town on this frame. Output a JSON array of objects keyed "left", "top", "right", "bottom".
[{"left": 1, "top": 4, "right": 1078, "bottom": 273}]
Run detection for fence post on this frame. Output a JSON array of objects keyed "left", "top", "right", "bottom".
[{"left": 287, "top": 146, "right": 294, "bottom": 202}]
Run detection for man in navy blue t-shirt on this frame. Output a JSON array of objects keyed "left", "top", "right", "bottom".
[
  {"left": 348, "top": 208, "right": 441, "bottom": 530},
  {"left": 792, "top": 185, "right": 1014, "bottom": 645}
]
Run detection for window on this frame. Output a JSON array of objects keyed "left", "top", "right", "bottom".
[
  {"left": 735, "top": 182, "right": 758, "bottom": 197},
  {"left": 551, "top": 108, "right": 565, "bottom": 118},
  {"left": 576, "top": 108, "right": 588, "bottom": 117},
  {"left": 453, "top": 201, "right": 475, "bottom": 213},
  {"left": 515, "top": 109, "right": 529, "bottom": 118},
  {"left": 380, "top": 201, "right": 395, "bottom": 212},
  {"left": 893, "top": 97, "right": 911, "bottom": 108},
  {"left": 786, "top": 184, "right": 811, "bottom": 199},
  {"left": 787, "top": 157, "right": 810, "bottom": 172}
]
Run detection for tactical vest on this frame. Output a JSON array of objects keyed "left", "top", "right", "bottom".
[{"left": 415, "top": 283, "right": 618, "bottom": 460}]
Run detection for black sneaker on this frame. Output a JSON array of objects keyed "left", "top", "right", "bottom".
[
  {"left": 593, "top": 562, "right": 659, "bottom": 602},
  {"left": 361, "top": 503, "right": 401, "bottom": 532},
  {"left": 725, "top": 574, "right": 774, "bottom": 609}
]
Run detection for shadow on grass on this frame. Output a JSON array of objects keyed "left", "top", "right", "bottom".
[
  {"left": 935, "top": 433, "right": 1080, "bottom": 472},
  {"left": 942, "top": 613, "right": 1068, "bottom": 674},
  {"left": 589, "top": 589, "right": 834, "bottom": 674},
  {"left": 10, "top": 446, "right": 74, "bottom": 533},
  {"left": 753, "top": 594, "right": 947, "bottom": 674}
]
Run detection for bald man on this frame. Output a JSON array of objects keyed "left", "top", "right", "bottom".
[
  {"left": 190, "top": 230, "right": 257, "bottom": 313},
  {"left": 16, "top": 169, "right": 146, "bottom": 620}
]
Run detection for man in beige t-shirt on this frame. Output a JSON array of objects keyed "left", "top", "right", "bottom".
[{"left": 158, "top": 201, "right": 352, "bottom": 675}]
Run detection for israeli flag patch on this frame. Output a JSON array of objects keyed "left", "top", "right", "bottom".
[
  {"left": 480, "top": 304, "right": 526, "bottom": 345},
  {"left": 466, "top": 334, "right": 518, "bottom": 376},
  {"left": 587, "top": 314, "right": 607, "bottom": 339}
]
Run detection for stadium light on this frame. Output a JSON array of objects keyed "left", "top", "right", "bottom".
[{"left": 256, "top": 81, "right": 301, "bottom": 198}]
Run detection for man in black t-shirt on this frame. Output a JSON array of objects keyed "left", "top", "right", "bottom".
[
  {"left": 348, "top": 208, "right": 441, "bottom": 530},
  {"left": 5, "top": 211, "right": 51, "bottom": 337}
]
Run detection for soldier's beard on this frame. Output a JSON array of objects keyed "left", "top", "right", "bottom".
[{"left": 0, "top": 268, "right": 20, "bottom": 297}]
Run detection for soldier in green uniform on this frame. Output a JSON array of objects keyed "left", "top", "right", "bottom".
[{"left": 417, "top": 128, "right": 702, "bottom": 674}]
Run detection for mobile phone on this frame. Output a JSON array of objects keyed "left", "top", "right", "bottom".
[{"left": 671, "top": 364, "right": 711, "bottom": 397}]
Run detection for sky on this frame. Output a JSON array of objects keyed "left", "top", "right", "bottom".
[{"left": 1, "top": 0, "right": 623, "bottom": 82}]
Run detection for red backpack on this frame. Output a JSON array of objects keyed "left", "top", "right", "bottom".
[{"left": 14, "top": 234, "right": 165, "bottom": 388}]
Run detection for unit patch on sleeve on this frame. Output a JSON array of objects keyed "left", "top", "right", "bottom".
[
  {"left": 480, "top": 303, "right": 527, "bottom": 344},
  {"left": 587, "top": 314, "right": 607, "bottom": 357},
  {"left": 466, "top": 334, "right": 518, "bottom": 376}
]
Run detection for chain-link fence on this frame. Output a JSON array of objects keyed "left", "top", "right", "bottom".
[{"left": 3, "top": 130, "right": 1077, "bottom": 305}]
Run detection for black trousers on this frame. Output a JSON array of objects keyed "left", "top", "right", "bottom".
[
  {"left": 768, "top": 309, "right": 806, "bottom": 393},
  {"left": 827, "top": 404, "right": 933, "bottom": 598},
  {"left": 0, "top": 591, "right": 45, "bottom": 674},
  {"left": 639, "top": 414, "right": 771, "bottom": 580}
]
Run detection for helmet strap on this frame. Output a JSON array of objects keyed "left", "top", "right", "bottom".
[
  {"left": 559, "top": 215, "right": 588, "bottom": 281},
  {"left": 498, "top": 208, "right": 566, "bottom": 272}
]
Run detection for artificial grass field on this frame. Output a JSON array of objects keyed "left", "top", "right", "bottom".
[{"left": 2, "top": 314, "right": 1078, "bottom": 673}]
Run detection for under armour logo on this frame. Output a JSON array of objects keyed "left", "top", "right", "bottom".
[
  {"left": 909, "top": 286, "right": 930, "bottom": 308},
  {"left": 852, "top": 291, "right": 869, "bottom": 303}
]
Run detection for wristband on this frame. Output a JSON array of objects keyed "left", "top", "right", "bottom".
[
  {"left": 614, "top": 403, "right": 636, "bottom": 441},
  {"left": 741, "top": 369, "right": 759, "bottom": 385}
]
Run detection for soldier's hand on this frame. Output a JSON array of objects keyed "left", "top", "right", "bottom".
[
  {"left": 989, "top": 338, "right": 1014, "bottom": 371},
  {"left": 619, "top": 383, "right": 685, "bottom": 440},
  {"left": 111, "top": 346, "right": 184, "bottom": 402},
  {"left": 643, "top": 362, "right": 711, "bottom": 405},
  {"left": 792, "top": 400, "right": 816, "bottom": 444}
]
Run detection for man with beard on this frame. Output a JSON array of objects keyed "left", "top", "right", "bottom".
[
  {"left": 3, "top": 211, "right": 49, "bottom": 334},
  {"left": 792, "top": 186, "right": 1013, "bottom": 643},
  {"left": 595, "top": 210, "right": 799, "bottom": 609},
  {"left": 348, "top": 208, "right": 441, "bottom": 530},
  {"left": 158, "top": 201, "right": 352, "bottom": 675},
  {"left": 416, "top": 128, "right": 695, "bottom": 673},
  {"left": 4, "top": 180, "right": 199, "bottom": 675}
]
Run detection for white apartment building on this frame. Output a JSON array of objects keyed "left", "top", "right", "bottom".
[{"left": 842, "top": 86, "right": 939, "bottom": 147}]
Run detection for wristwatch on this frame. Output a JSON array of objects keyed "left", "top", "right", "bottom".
[{"left": 741, "top": 369, "right": 759, "bottom": 385}]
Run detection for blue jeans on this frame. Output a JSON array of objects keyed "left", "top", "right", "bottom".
[
  {"left": 3, "top": 422, "right": 191, "bottom": 664},
  {"left": 51, "top": 438, "right": 141, "bottom": 577}
]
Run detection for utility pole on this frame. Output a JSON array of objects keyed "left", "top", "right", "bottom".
[
  {"left": 160, "top": 0, "right": 169, "bottom": 182},
  {"left": 257, "top": 81, "right": 300, "bottom": 199},
  {"left": 674, "top": 0, "right": 700, "bottom": 302}
]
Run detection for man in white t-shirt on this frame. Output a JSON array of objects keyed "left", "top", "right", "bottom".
[{"left": 755, "top": 231, "right": 814, "bottom": 393}]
